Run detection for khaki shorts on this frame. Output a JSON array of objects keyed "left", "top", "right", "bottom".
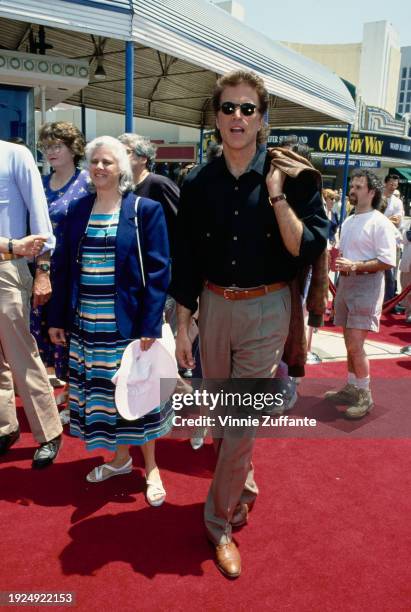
[{"left": 334, "top": 272, "right": 384, "bottom": 332}]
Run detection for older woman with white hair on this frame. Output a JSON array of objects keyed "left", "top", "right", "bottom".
[{"left": 48, "top": 135, "right": 172, "bottom": 505}]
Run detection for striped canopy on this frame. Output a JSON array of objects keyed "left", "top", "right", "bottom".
[{"left": 0, "top": 0, "right": 356, "bottom": 127}]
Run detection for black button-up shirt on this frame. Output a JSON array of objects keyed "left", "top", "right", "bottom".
[
  {"left": 134, "top": 173, "right": 179, "bottom": 256},
  {"left": 170, "top": 145, "right": 328, "bottom": 312}
]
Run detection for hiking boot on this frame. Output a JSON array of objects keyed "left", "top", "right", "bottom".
[
  {"left": 324, "top": 383, "right": 359, "bottom": 404},
  {"left": 344, "top": 389, "right": 374, "bottom": 420}
]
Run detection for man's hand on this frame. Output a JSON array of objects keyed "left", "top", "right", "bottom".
[
  {"left": 266, "top": 165, "right": 286, "bottom": 197},
  {"left": 175, "top": 330, "right": 195, "bottom": 370},
  {"left": 335, "top": 256, "right": 354, "bottom": 273},
  {"left": 140, "top": 337, "right": 155, "bottom": 351},
  {"left": 49, "top": 327, "right": 67, "bottom": 346},
  {"left": 32, "top": 272, "right": 52, "bottom": 308},
  {"left": 13, "top": 234, "right": 48, "bottom": 257},
  {"left": 389, "top": 214, "right": 401, "bottom": 227}
]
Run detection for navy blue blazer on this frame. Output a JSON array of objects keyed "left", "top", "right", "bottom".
[{"left": 48, "top": 191, "right": 170, "bottom": 339}]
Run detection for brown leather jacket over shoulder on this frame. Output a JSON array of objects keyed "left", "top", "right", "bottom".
[
  {"left": 267, "top": 147, "right": 329, "bottom": 377},
  {"left": 267, "top": 146, "right": 322, "bottom": 186}
]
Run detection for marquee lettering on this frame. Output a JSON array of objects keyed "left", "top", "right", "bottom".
[{"left": 319, "top": 132, "right": 383, "bottom": 156}]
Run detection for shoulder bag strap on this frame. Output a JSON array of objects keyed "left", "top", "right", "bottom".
[{"left": 134, "top": 196, "right": 146, "bottom": 288}]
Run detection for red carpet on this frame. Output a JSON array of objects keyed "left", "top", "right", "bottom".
[
  {"left": 2, "top": 428, "right": 411, "bottom": 611},
  {"left": 1, "top": 316, "right": 411, "bottom": 610}
]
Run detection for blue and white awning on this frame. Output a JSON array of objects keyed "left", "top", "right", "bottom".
[
  {"left": 0, "top": 0, "right": 356, "bottom": 126},
  {"left": 132, "top": 0, "right": 356, "bottom": 125}
]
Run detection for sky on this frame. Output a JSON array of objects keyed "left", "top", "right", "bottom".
[{"left": 239, "top": 0, "right": 411, "bottom": 47}]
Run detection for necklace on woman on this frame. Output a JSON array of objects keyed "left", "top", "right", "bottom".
[
  {"left": 77, "top": 207, "right": 120, "bottom": 265},
  {"left": 93, "top": 195, "right": 122, "bottom": 214}
]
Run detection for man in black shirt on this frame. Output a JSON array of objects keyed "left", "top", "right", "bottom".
[
  {"left": 118, "top": 133, "right": 179, "bottom": 256},
  {"left": 170, "top": 70, "right": 328, "bottom": 579}
]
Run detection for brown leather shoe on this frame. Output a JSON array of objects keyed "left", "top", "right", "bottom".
[
  {"left": 215, "top": 541, "right": 241, "bottom": 578},
  {"left": 231, "top": 501, "right": 255, "bottom": 528}
]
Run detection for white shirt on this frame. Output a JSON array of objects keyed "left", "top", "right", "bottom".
[
  {"left": 400, "top": 222, "right": 411, "bottom": 273},
  {"left": 340, "top": 209, "right": 396, "bottom": 267},
  {"left": 0, "top": 140, "right": 55, "bottom": 252},
  {"left": 384, "top": 194, "right": 404, "bottom": 219}
]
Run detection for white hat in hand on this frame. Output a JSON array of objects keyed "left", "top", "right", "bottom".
[{"left": 112, "top": 324, "right": 178, "bottom": 420}]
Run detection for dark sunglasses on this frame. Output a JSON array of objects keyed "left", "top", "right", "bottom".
[{"left": 218, "top": 102, "right": 259, "bottom": 116}]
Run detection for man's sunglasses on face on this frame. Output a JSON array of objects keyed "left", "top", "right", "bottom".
[{"left": 218, "top": 102, "right": 259, "bottom": 116}]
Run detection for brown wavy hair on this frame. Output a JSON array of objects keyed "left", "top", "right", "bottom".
[
  {"left": 350, "top": 169, "right": 383, "bottom": 209},
  {"left": 38, "top": 121, "right": 85, "bottom": 165},
  {"left": 211, "top": 70, "right": 269, "bottom": 145}
]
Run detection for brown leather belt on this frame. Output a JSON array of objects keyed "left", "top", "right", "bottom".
[
  {"left": 0, "top": 253, "right": 23, "bottom": 262},
  {"left": 340, "top": 270, "right": 377, "bottom": 277},
  {"left": 205, "top": 280, "right": 287, "bottom": 300}
]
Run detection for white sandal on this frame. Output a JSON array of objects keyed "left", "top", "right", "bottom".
[
  {"left": 145, "top": 474, "right": 166, "bottom": 507},
  {"left": 86, "top": 458, "right": 133, "bottom": 483}
]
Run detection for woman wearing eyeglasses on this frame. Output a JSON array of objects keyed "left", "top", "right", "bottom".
[
  {"left": 31, "top": 122, "right": 88, "bottom": 395},
  {"left": 48, "top": 136, "right": 172, "bottom": 505}
]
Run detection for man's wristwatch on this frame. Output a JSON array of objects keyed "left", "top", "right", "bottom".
[
  {"left": 8, "top": 238, "right": 14, "bottom": 254},
  {"left": 36, "top": 263, "right": 51, "bottom": 273},
  {"left": 269, "top": 193, "right": 287, "bottom": 206}
]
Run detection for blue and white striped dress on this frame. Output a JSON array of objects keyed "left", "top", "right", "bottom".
[{"left": 69, "top": 212, "right": 173, "bottom": 451}]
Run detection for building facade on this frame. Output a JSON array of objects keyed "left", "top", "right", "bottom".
[
  {"left": 396, "top": 46, "right": 411, "bottom": 117},
  {"left": 282, "top": 21, "right": 401, "bottom": 117}
]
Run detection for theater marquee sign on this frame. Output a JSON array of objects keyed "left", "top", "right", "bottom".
[
  {"left": 318, "top": 132, "right": 384, "bottom": 155},
  {"left": 268, "top": 128, "right": 411, "bottom": 164}
]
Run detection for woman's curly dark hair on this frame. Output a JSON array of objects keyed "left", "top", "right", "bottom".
[{"left": 38, "top": 121, "right": 85, "bottom": 165}]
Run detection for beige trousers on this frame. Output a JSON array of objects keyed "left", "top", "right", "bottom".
[
  {"left": 0, "top": 259, "right": 62, "bottom": 443},
  {"left": 199, "top": 285, "right": 291, "bottom": 544}
]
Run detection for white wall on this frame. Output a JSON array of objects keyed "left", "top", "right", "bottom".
[
  {"left": 282, "top": 20, "right": 401, "bottom": 117},
  {"left": 281, "top": 41, "right": 361, "bottom": 88},
  {"left": 359, "top": 21, "right": 400, "bottom": 116},
  {"left": 35, "top": 105, "right": 82, "bottom": 136},
  {"left": 215, "top": 1, "right": 245, "bottom": 21},
  {"left": 35, "top": 105, "right": 200, "bottom": 144}
]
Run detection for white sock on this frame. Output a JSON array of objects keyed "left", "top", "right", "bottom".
[
  {"left": 347, "top": 372, "right": 356, "bottom": 385},
  {"left": 355, "top": 376, "right": 370, "bottom": 391}
]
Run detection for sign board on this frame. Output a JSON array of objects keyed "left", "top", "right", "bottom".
[
  {"left": 268, "top": 128, "right": 411, "bottom": 163},
  {"left": 155, "top": 144, "right": 196, "bottom": 163},
  {"left": 323, "top": 158, "right": 381, "bottom": 168}
]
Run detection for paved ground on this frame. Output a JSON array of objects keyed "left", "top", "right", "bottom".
[{"left": 310, "top": 328, "right": 407, "bottom": 362}]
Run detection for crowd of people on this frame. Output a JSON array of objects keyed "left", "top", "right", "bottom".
[{"left": 0, "top": 68, "right": 408, "bottom": 580}]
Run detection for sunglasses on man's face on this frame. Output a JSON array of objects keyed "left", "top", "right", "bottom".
[{"left": 218, "top": 102, "right": 259, "bottom": 116}]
